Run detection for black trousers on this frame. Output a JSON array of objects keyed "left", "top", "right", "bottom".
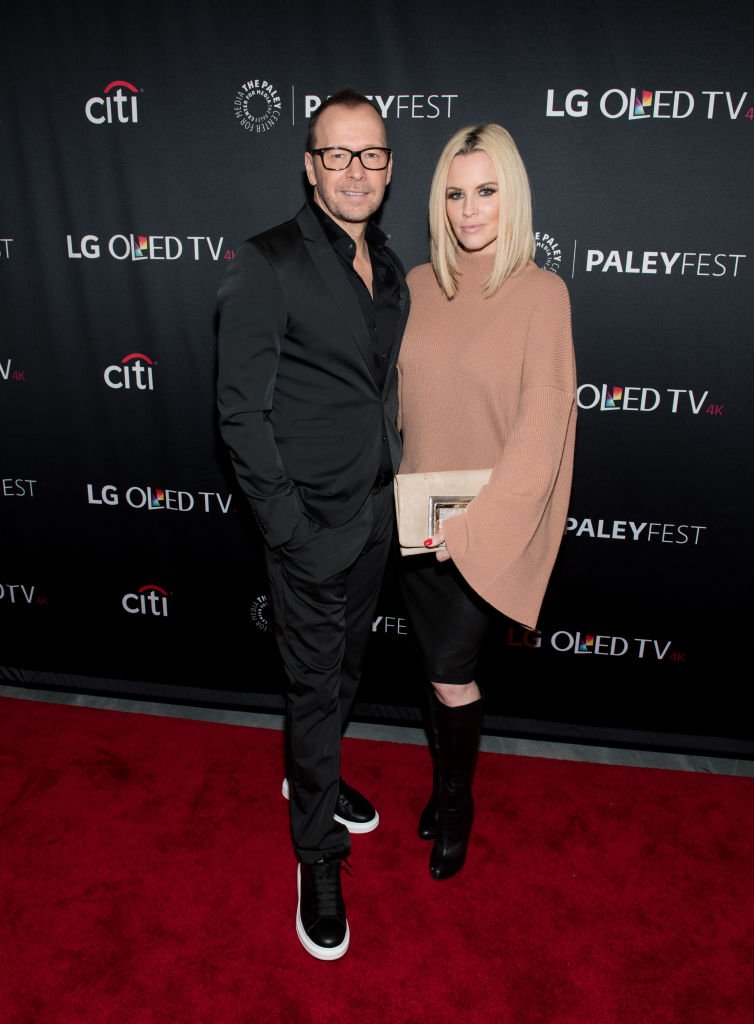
[{"left": 263, "top": 483, "right": 394, "bottom": 863}]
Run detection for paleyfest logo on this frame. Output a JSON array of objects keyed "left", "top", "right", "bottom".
[
  {"left": 234, "top": 78, "right": 282, "bottom": 133},
  {"left": 85, "top": 80, "right": 141, "bottom": 124},
  {"left": 301, "top": 92, "right": 459, "bottom": 120}
]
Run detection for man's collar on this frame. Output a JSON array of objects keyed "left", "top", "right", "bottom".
[{"left": 307, "top": 197, "right": 387, "bottom": 249}]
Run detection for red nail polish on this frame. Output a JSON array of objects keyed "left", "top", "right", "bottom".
[{"left": 423, "top": 538, "right": 434, "bottom": 547}]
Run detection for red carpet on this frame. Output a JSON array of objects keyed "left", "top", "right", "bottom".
[{"left": 1, "top": 696, "right": 753, "bottom": 1024}]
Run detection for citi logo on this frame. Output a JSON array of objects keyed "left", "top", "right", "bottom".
[
  {"left": 546, "top": 88, "right": 752, "bottom": 121},
  {"left": 122, "top": 584, "right": 169, "bottom": 617},
  {"left": 85, "top": 80, "right": 140, "bottom": 124},
  {"left": 0, "top": 238, "right": 12, "bottom": 259},
  {"left": 104, "top": 353, "right": 155, "bottom": 391},
  {"left": 577, "top": 385, "right": 721, "bottom": 416},
  {"left": 66, "top": 234, "right": 226, "bottom": 261},
  {"left": 0, "top": 583, "right": 36, "bottom": 604}
]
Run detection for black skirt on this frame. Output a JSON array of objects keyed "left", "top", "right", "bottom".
[{"left": 399, "top": 553, "right": 498, "bottom": 684}]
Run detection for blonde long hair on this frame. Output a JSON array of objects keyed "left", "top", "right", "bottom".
[{"left": 429, "top": 123, "right": 535, "bottom": 299}]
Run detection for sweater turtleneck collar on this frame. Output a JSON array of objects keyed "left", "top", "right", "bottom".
[
  {"left": 454, "top": 246, "right": 496, "bottom": 291},
  {"left": 454, "top": 247, "right": 536, "bottom": 293}
]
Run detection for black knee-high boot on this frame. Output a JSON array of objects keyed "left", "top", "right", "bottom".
[
  {"left": 430, "top": 696, "right": 483, "bottom": 880},
  {"left": 418, "top": 687, "right": 441, "bottom": 841}
]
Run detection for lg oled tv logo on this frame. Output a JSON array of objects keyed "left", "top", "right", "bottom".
[
  {"left": 87, "top": 484, "right": 234, "bottom": 513},
  {"left": 506, "top": 626, "right": 681, "bottom": 661},
  {"left": 577, "top": 385, "right": 723, "bottom": 416},
  {"left": 66, "top": 234, "right": 228, "bottom": 261},
  {"left": 122, "top": 584, "right": 169, "bottom": 617},
  {"left": 565, "top": 517, "right": 706, "bottom": 545},
  {"left": 0, "top": 583, "right": 37, "bottom": 605},
  {"left": 546, "top": 88, "right": 752, "bottom": 121},
  {"left": 1, "top": 357, "right": 26, "bottom": 384},
  {"left": 85, "top": 80, "right": 141, "bottom": 124},
  {"left": 104, "top": 353, "right": 155, "bottom": 391}
]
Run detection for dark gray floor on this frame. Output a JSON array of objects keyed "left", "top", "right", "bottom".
[{"left": 3, "top": 684, "right": 753, "bottom": 777}]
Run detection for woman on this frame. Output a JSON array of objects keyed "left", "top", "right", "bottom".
[{"left": 397, "top": 124, "right": 577, "bottom": 880}]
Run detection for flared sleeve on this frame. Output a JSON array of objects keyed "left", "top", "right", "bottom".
[{"left": 442, "top": 274, "right": 577, "bottom": 630}]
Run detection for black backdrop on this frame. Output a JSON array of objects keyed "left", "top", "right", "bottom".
[{"left": 2, "top": 1, "right": 753, "bottom": 755}]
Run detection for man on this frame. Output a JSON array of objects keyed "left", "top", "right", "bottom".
[{"left": 216, "top": 89, "right": 409, "bottom": 960}]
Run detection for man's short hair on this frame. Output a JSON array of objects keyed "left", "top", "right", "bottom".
[{"left": 306, "top": 89, "right": 383, "bottom": 151}]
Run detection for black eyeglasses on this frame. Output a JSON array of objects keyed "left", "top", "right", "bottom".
[{"left": 310, "top": 147, "right": 392, "bottom": 171}]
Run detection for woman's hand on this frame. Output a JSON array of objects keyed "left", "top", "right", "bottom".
[{"left": 423, "top": 532, "right": 451, "bottom": 562}]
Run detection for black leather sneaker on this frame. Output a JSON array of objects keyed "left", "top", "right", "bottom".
[
  {"left": 282, "top": 777, "right": 380, "bottom": 834},
  {"left": 296, "top": 859, "right": 350, "bottom": 960}
]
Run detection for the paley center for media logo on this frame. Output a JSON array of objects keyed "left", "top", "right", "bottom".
[
  {"left": 234, "top": 79, "right": 282, "bottom": 133},
  {"left": 232, "top": 77, "right": 460, "bottom": 132}
]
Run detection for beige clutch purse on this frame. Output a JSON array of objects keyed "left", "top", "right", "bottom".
[{"left": 393, "top": 469, "right": 492, "bottom": 556}]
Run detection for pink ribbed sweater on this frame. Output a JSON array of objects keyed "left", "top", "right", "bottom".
[{"left": 397, "top": 252, "right": 577, "bottom": 630}]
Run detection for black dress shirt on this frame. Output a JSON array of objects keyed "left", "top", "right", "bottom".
[{"left": 308, "top": 199, "right": 401, "bottom": 482}]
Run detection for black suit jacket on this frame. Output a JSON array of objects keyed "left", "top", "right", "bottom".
[{"left": 216, "top": 203, "right": 409, "bottom": 548}]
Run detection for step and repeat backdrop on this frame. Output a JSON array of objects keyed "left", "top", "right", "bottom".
[{"left": 2, "top": 2, "right": 752, "bottom": 753}]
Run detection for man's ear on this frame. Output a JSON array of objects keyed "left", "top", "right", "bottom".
[{"left": 304, "top": 151, "right": 317, "bottom": 187}]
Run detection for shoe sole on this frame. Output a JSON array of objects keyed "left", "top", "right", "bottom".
[
  {"left": 282, "top": 779, "right": 379, "bottom": 835},
  {"left": 296, "top": 864, "right": 350, "bottom": 961}
]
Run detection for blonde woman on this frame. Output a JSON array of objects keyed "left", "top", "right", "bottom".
[{"left": 397, "top": 124, "right": 577, "bottom": 879}]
